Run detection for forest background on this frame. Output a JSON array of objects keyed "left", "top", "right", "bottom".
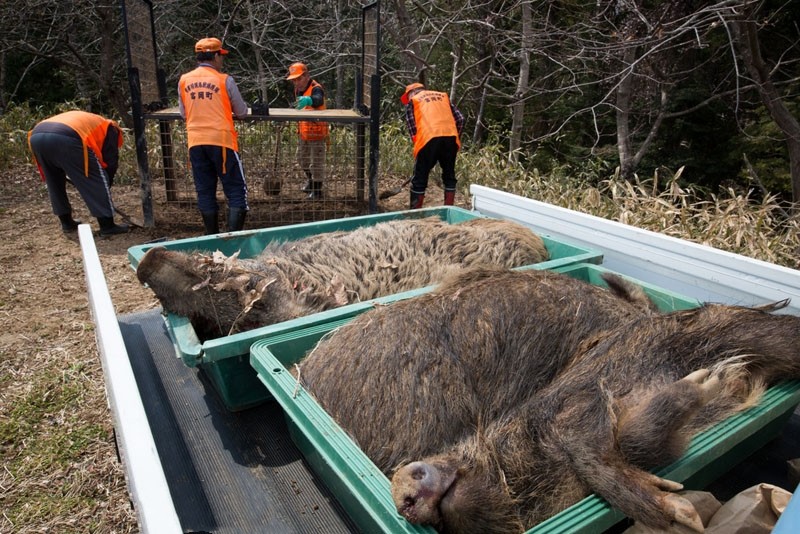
[{"left": 2, "top": 0, "right": 799, "bottom": 205}]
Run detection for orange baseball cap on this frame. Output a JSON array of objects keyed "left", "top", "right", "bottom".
[
  {"left": 401, "top": 82, "right": 424, "bottom": 105},
  {"left": 195, "top": 37, "right": 228, "bottom": 55},
  {"left": 286, "top": 62, "right": 308, "bottom": 80}
]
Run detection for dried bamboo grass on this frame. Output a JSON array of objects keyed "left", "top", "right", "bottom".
[{"left": 469, "top": 164, "right": 800, "bottom": 270}]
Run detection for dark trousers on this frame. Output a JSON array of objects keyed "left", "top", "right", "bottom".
[
  {"left": 410, "top": 136, "right": 459, "bottom": 195},
  {"left": 189, "top": 145, "right": 249, "bottom": 213},
  {"left": 29, "top": 132, "right": 115, "bottom": 218}
]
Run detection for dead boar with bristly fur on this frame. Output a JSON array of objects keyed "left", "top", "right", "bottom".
[
  {"left": 135, "top": 217, "right": 549, "bottom": 339},
  {"left": 294, "top": 266, "right": 659, "bottom": 473},
  {"left": 391, "top": 300, "right": 800, "bottom": 534}
]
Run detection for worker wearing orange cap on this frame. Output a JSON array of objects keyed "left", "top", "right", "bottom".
[
  {"left": 286, "top": 62, "right": 329, "bottom": 200},
  {"left": 401, "top": 82, "right": 465, "bottom": 209},
  {"left": 179, "top": 37, "right": 250, "bottom": 234}
]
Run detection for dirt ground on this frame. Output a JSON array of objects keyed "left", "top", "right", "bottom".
[{"left": 0, "top": 163, "right": 457, "bottom": 533}]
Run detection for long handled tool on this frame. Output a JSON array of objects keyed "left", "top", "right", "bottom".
[
  {"left": 379, "top": 176, "right": 413, "bottom": 200},
  {"left": 113, "top": 205, "right": 143, "bottom": 228}
]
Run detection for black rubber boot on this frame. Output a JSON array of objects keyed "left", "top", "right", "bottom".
[
  {"left": 97, "top": 217, "right": 129, "bottom": 236},
  {"left": 227, "top": 207, "right": 247, "bottom": 232},
  {"left": 58, "top": 214, "right": 81, "bottom": 233},
  {"left": 301, "top": 171, "right": 313, "bottom": 193},
  {"left": 410, "top": 191, "right": 425, "bottom": 210},
  {"left": 201, "top": 211, "right": 220, "bottom": 235},
  {"left": 444, "top": 189, "right": 456, "bottom": 206},
  {"left": 307, "top": 181, "right": 323, "bottom": 200}
]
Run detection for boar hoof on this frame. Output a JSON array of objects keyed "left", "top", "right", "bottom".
[
  {"left": 682, "top": 368, "right": 721, "bottom": 403},
  {"left": 682, "top": 369, "right": 710, "bottom": 384},
  {"left": 648, "top": 473, "right": 684, "bottom": 492},
  {"left": 663, "top": 493, "right": 705, "bottom": 532}
]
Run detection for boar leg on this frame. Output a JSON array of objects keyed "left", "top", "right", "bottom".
[
  {"left": 567, "top": 440, "right": 703, "bottom": 531},
  {"left": 565, "top": 372, "right": 719, "bottom": 531},
  {"left": 616, "top": 369, "right": 720, "bottom": 468}
]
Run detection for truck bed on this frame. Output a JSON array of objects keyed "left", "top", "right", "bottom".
[
  {"left": 118, "top": 308, "right": 357, "bottom": 533},
  {"left": 80, "top": 186, "right": 800, "bottom": 533},
  {"left": 115, "top": 305, "right": 800, "bottom": 534}
]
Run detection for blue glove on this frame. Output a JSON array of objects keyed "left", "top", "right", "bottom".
[{"left": 296, "top": 96, "right": 313, "bottom": 109}]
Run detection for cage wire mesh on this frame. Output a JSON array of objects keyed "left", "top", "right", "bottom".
[
  {"left": 143, "top": 117, "right": 371, "bottom": 228},
  {"left": 362, "top": 3, "right": 379, "bottom": 111},
  {"left": 124, "top": 0, "right": 381, "bottom": 230},
  {"left": 122, "top": 0, "right": 161, "bottom": 109}
]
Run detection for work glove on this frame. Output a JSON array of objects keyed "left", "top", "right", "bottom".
[{"left": 296, "top": 96, "right": 313, "bottom": 109}]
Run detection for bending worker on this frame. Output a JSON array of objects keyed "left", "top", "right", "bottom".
[
  {"left": 28, "top": 110, "right": 129, "bottom": 236},
  {"left": 286, "top": 62, "right": 329, "bottom": 200},
  {"left": 401, "top": 82, "right": 465, "bottom": 209},
  {"left": 179, "top": 37, "right": 249, "bottom": 234}
]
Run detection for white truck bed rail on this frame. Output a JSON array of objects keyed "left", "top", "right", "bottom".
[
  {"left": 78, "top": 224, "right": 182, "bottom": 534},
  {"left": 470, "top": 185, "right": 800, "bottom": 311}
]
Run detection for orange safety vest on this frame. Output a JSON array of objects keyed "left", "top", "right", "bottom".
[
  {"left": 179, "top": 66, "right": 238, "bottom": 151},
  {"left": 29, "top": 111, "right": 123, "bottom": 177},
  {"left": 298, "top": 80, "right": 329, "bottom": 141},
  {"left": 410, "top": 90, "right": 461, "bottom": 158}
]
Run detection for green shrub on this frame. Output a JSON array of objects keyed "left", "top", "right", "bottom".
[{"left": 0, "top": 103, "right": 41, "bottom": 169}]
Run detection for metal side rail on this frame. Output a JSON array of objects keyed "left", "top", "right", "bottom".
[
  {"left": 78, "top": 224, "right": 182, "bottom": 534},
  {"left": 470, "top": 185, "right": 800, "bottom": 311}
]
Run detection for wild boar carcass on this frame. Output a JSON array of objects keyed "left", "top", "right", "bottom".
[
  {"left": 296, "top": 266, "right": 659, "bottom": 473},
  {"left": 391, "top": 300, "right": 800, "bottom": 533},
  {"left": 135, "top": 217, "right": 549, "bottom": 339}
]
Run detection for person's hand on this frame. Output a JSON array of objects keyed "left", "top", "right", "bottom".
[{"left": 296, "top": 96, "right": 313, "bottom": 109}]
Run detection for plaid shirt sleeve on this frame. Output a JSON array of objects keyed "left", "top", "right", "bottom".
[
  {"left": 404, "top": 103, "right": 417, "bottom": 140},
  {"left": 451, "top": 103, "right": 465, "bottom": 135}
]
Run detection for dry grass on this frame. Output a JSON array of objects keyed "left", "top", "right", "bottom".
[
  {"left": 465, "top": 160, "right": 800, "bottom": 270},
  {"left": 0, "top": 170, "right": 147, "bottom": 533}
]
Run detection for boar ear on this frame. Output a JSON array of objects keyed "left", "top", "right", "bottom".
[
  {"left": 600, "top": 272, "right": 658, "bottom": 313},
  {"left": 752, "top": 299, "right": 790, "bottom": 313}
]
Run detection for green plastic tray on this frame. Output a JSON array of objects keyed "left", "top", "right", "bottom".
[
  {"left": 250, "top": 265, "right": 800, "bottom": 533},
  {"left": 129, "top": 207, "right": 603, "bottom": 411}
]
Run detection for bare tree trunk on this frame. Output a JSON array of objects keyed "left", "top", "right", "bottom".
[
  {"left": 472, "top": 65, "right": 491, "bottom": 146},
  {"left": 0, "top": 51, "right": 6, "bottom": 113},
  {"left": 616, "top": 45, "right": 637, "bottom": 181},
  {"left": 245, "top": 0, "right": 267, "bottom": 102},
  {"left": 509, "top": 1, "right": 532, "bottom": 163},
  {"left": 449, "top": 39, "right": 462, "bottom": 103},
  {"left": 732, "top": 17, "right": 800, "bottom": 207},
  {"left": 388, "top": 0, "right": 426, "bottom": 76}
]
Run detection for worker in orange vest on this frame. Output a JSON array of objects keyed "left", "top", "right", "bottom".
[
  {"left": 179, "top": 37, "right": 249, "bottom": 234},
  {"left": 401, "top": 82, "right": 465, "bottom": 209},
  {"left": 286, "top": 62, "right": 329, "bottom": 200},
  {"left": 28, "top": 110, "right": 129, "bottom": 236}
]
